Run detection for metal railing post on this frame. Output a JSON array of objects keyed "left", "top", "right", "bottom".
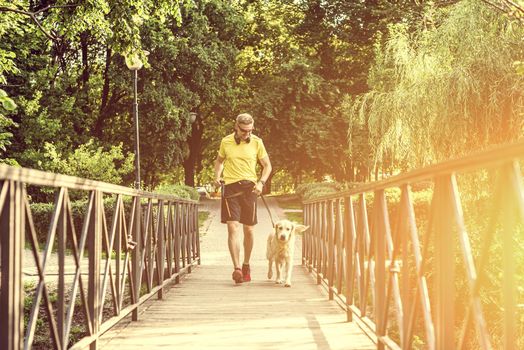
[
  {"left": 195, "top": 203, "right": 201, "bottom": 265},
  {"left": 88, "top": 190, "right": 102, "bottom": 350},
  {"left": 434, "top": 176, "right": 455, "bottom": 350},
  {"left": 327, "top": 200, "right": 335, "bottom": 300},
  {"left": 315, "top": 202, "right": 322, "bottom": 284},
  {"left": 132, "top": 195, "right": 142, "bottom": 321},
  {"left": 174, "top": 202, "right": 181, "bottom": 284},
  {"left": 344, "top": 196, "right": 355, "bottom": 322},
  {"left": 375, "top": 190, "right": 387, "bottom": 350},
  {"left": 157, "top": 200, "right": 165, "bottom": 299},
  {"left": 0, "top": 180, "right": 24, "bottom": 350}
]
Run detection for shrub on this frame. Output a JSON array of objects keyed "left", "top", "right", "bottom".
[
  {"left": 43, "top": 140, "right": 134, "bottom": 185},
  {"left": 154, "top": 183, "right": 199, "bottom": 201},
  {"left": 28, "top": 185, "right": 198, "bottom": 245},
  {"left": 29, "top": 200, "right": 89, "bottom": 244},
  {"left": 303, "top": 186, "right": 338, "bottom": 200},
  {"left": 295, "top": 182, "right": 343, "bottom": 201}
]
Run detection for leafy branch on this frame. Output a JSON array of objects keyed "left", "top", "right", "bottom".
[
  {"left": 0, "top": 4, "right": 79, "bottom": 42},
  {"left": 479, "top": 0, "right": 524, "bottom": 23}
]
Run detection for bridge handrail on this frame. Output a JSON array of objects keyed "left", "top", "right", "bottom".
[
  {"left": 302, "top": 140, "right": 524, "bottom": 350},
  {"left": 0, "top": 165, "right": 200, "bottom": 350},
  {"left": 303, "top": 140, "right": 524, "bottom": 204}
]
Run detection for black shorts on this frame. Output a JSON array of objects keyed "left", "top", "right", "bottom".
[{"left": 221, "top": 180, "right": 258, "bottom": 225}]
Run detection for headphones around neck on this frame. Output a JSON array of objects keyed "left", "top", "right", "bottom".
[{"left": 234, "top": 134, "right": 251, "bottom": 145}]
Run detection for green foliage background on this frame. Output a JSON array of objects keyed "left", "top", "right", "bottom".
[{"left": 2, "top": 0, "right": 524, "bottom": 190}]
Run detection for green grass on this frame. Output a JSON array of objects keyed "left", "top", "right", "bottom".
[
  {"left": 284, "top": 211, "right": 303, "bottom": 224},
  {"left": 273, "top": 194, "right": 304, "bottom": 224},
  {"left": 198, "top": 211, "right": 210, "bottom": 230},
  {"left": 273, "top": 193, "right": 302, "bottom": 210}
]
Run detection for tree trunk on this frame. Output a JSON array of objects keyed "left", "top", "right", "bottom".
[
  {"left": 94, "top": 48, "right": 112, "bottom": 139},
  {"left": 183, "top": 118, "right": 204, "bottom": 187},
  {"left": 183, "top": 160, "right": 195, "bottom": 187},
  {"left": 80, "top": 32, "right": 90, "bottom": 88}
]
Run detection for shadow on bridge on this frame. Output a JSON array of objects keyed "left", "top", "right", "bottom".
[{"left": 99, "top": 263, "right": 374, "bottom": 350}]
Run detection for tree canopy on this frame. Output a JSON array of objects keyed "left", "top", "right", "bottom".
[
  {"left": 1, "top": 0, "right": 524, "bottom": 189},
  {"left": 346, "top": 0, "right": 524, "bottom": 178}
]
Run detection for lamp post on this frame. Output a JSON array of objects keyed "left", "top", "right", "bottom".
[{"left": 125, "top": 54, "right": 143, "bottom": 189}]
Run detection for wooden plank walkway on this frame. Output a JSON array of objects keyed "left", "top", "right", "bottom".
[{"left": 99, "top": 197, "right": 375, "bottom": 350}]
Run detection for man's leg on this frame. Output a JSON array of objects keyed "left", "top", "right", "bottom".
[
  {"left": 228, "top": 221, "right": 244, "bottom": 283},
  {"left": 241, "top": 225, "right": 254, "bottom": 282},
  {"left": 227, "top": 221, "right": 241, "bottom": 268},
  {"left": 242, "top": 224, "right": 254, "bottom": 264}
]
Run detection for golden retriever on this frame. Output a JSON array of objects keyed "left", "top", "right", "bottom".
[{"left": 266, "top": 219, "right": 309, "bottom": 287}]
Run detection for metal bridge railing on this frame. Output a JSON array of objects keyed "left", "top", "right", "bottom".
[
  {"left": 0, "top": 165, "right": 200, "bottom": 350},
  {"left": 302, "top": 141, "right": 524, "bottom": 350}
]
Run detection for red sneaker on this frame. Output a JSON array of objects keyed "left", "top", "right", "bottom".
[
  {"left": 232, "top": 268, "right": 243, "bottom": 284},
  {"left": 242, "top": 264, "right": 251, "bottom": 282}
]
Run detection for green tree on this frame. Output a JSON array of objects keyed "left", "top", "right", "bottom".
[
  {"left": 1, "top": 0, "right": 190, "bottom": 186},
  {"left": 348, "top": 0, "right": 524, "bottom": 172},
  {"left": 0, "top": 0, "right": 22, "bottom": 162},
  {"left": 43, "top": 139, "right": 134, "bottom": 184},
  {"left": 177, "top": 0, "right": 246, "bottom": 187},
  {"left": 234, "top": 0, "right": 356, "bottom": 183}
]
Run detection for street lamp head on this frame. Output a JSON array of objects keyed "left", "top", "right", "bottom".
[
  {"left": 189, "top": 112, "right": 197, "bottom": 124},
  {"left": 125, "top": 54, "right": 143, "bottom": 71}
]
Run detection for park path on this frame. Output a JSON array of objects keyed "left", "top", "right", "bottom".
[{"left": 98, "top": 196, "right": 375, "bottom": 350}]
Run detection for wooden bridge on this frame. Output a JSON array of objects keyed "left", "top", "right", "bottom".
[
  {"left": 98, "top": 198, "right": 375, "bottom": 349},
  {"left": 1, "top": 141, "right": 524, "bottom": 349}
]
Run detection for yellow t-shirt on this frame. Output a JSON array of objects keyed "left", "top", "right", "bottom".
[{"left": 218, "top": 133, "right": 268, "bottom": 185}]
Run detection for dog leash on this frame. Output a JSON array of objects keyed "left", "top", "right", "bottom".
[
  {"left": 260, "top": 193, "right": 276, "bottom": 227},
  {"left": 220, "top": 181, "right": 276, "bottom": 227}
]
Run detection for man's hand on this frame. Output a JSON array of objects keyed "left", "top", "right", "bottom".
[
  {"left": 213, "top": 156, "right": 225, "bottom": 190},
  {"left": 254, "top": 181, "right": 263, "bottom": 195}
]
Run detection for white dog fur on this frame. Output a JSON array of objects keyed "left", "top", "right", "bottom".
[{"left": 266, "top": 219, "right": 309, "bottom": 287}]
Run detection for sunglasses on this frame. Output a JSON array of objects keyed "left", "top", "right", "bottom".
[{"left": 237, "top": 126, "right": 253, "bottom": 133}]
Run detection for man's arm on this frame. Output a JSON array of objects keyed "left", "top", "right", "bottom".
[
  {"left": 214, "top": 155, "right": 225, "bottom": 187},
  {"left": 255, "top": 156, "right": 272, "bottom": 195}
]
